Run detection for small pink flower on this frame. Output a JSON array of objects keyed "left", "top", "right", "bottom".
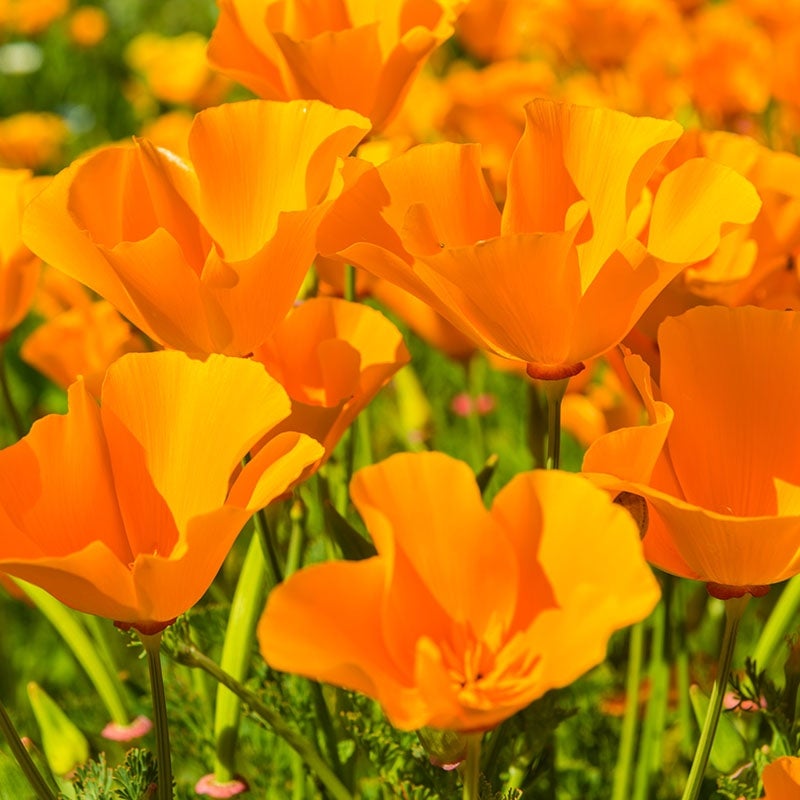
[
  {"left": 101, "top": 715, "right": 153, "bottom": 742},
  {"left": 195, "top": 774, "right": 249, "bottom": 797},
  {"left": 474, "top": 393, "right": 496, "bottom": 415},
  {"left": 450, "top": 392, "right": 473, "bottom": 417}
]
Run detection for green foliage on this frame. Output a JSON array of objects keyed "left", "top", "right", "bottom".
[{"left": 69, "top": 750, "right": 157, "bottom": 800}]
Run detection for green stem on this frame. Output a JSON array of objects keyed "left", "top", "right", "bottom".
[
  {"left": 538, "top": 378, "right": 568, "bottom": 471},
  {"left": 611, "top": 621, "right": 644, "bottom": 800},
  {"left": 141, "top": 632, "right": 173, "bottom": 800},
  {"left": 344, "top": 264, "right": 356, "bottom": 303},
  {"left": 0, "top": 342, "right": 25, "bottom": 440},
  {"left": 680, "top": 595, "right": 748, "bottom": 800},
  {"left": 175, "top": 645, "right": 354, "bottom": 800},
  {"left": 526, "top": 382, "right": 548, "bottom": 469},
  {"left": 213, "top": 532, "right": 271, "bottom": 783},
  {"left": 285, "top": 500, "right": 306, "bottom": 578},
  {"left": 461, "top": 733, "right": 482, "bottom": 800},
  {"left": 634, "top": 600, "right": 668, "bottom": 800},
  {"left": 0, "top": 699, "right": 57, "bottom": 800},
  {"left": 18, "top": 580, "right": 130, "bottom": 725},
  {"left": 253, "top": 506, "right": 284, "bottom": 586},
  {"left": 753, "top": 574, "right": 800, "bottom": 672}
]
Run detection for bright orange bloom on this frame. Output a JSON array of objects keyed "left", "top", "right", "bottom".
[
  {"left": 0, "top": 169, "right": 47, "bottom": 340},
  {"left": 0, "top": 113, "right": 68, "bottom": 171},
  {"left": 23, "top": 99, "right": 370, "bottom": 357},
  {"left": 584, "top": 306, "right": 800, "bottom": 597},
  {"left": 252, "top": 296, "right": 409, "bottom": 461},
  {"left": 761, "top": 757, "right": 800, "bottom": 799},
  {"left": 207, "top": 0, "right": 463, "bottom": 132},
  {"left": 125, "top": 32, "right": 231, "bottom": 108},
  {"left": 259, "top": 451, "right": 659, "bottom": 731},
  {"left": 0, "top": 0, "right": 67, "bottom": 35},
  {"left": 67, "top": 6, "right": 109, "bottom": 48},
  {"left": 138, "top": 111, "right": 194, "bottom": 162},
  {"left": 319, "top": 99, "right": 761, "bottom": 379},
  {"left": 0, "top": 350, "right": 323, "bottom": 632},
  {"left": 21, "top": 300, "right": 145, "bottom": 398}
]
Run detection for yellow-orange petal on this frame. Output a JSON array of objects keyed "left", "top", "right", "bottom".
[
  {"left": 99, "top": 352, "right": 294, "bottom": 556},
  {"left": 0, "top": 379, "right": 130, "bottom": 563},
  {"left": 349, "top": 451, "right": 519, "bottom": 669},
  {"left": 509, "top": 470, "right": 660, "bottom": 694},
  {"left": 659, "top": 306, "right": 800, "bottom": 516},
  {"left": 504, "top": 100, "right": 682, "bottom": 282},
  {"left": 648, "top": 158, "right": 762, "bottom": 264},
  {"left": 189, "top": 99, "right": 369, "bottom": 262},
  {"left": 259, "top": 558, "right": 406, "bottom": 702}
]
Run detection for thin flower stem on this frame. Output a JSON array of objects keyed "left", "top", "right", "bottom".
[
  {"left": 0, "top": 342, "right": 25, "bottom": 441},
  {"left": 753, "top": 574, "right": 800, "bottom": 671},
  {"left": 18, "top": 580, "right": 130, "bottom": 725},
  {"left": 344, "top": 264, "right": 357, "bottom": 303},
  {"left": 461, "top": 733, "right": 483, "bottom": 800},
  {"left": 212, "top": 531, "right": 270, "bottom": 783},
  {"left": 253, "top": 506, "right": 284, "bottom": 586},
  {"left": 680, "top": 595, "right": 749, "bottom": 800},
  {"left": 141, "top": 631, "right": 174, "bottom": 800},
  {"left": 285, "top": 499, "right": 306, "bottom": 578},
  {"left": 540, "top": 378, "right": 569, "bottom": 471},
  {"left": 611, "top": 620, "right": 645, "bottom": 800},
  {"left": 175, "top": 644, "right": 354, "bottom": 800},
  {"left": 0, "top": 699, "right": 57, "bottom": 800},
  {"left": 633, "top": 600, "right": 668, "bottom": 800}
]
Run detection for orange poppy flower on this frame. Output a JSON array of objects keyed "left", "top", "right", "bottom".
[
  {"left": 251, "top": 296, "right": 409, "bottom": 461},
  {"left": 318, "top": 99, "right": 761, "bottom": 379},
  {"left": 0, "top": 112, "right": 68, "bottom": 171},
  {"left": 259, "top": 451, "right": 660, "bottom": 732},
  {"left": 0, "top": 0, "right": 67, "bottom": 35},
  {"left": 206, "top": 0, "right": 463, "bottom": 132},
  {"left": 22, "top": 99, "right": 370, "bottom": 357},
  {"left": 20, "top": 300, "right": 145, "bottom": 398},
  {"left": 67, "top": 6, "right": 109, "bottom": 48},
  {"left": 584, "top": 305, "right": 800, "bottom": 597},
  {"left": 0, "top": 350, "right": 323, "bottom": 632},
  {"left": 761, "top": 757, "right": 800, "bottom": 799},
  {"left": 125, "top": 32, "right": 231, "bottom": 108},
  {"left": 0, "top": 169, "right": 47, "bottom": 341}
]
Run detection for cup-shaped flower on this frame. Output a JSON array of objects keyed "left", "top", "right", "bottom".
[
  {"left": 22, "top": 99, "right": 370, "bottom": 357},
  {"left": 0, "top": 169, "right": 47, "bottom": 340},
  {"left": 762, "top": 757, "right": 800, "bottom": 799},
  {"left": 252, "top": 296, "right": 409, "bottom": 462},
  {"left": 584, "top": 305, "right": 800, "bottom": 597},
  {"left": 0, "top": 350, "right": 323, "bottom": 632},
  {"left": 318, "top": 99, "right": 761, "bottom": 379},
  {"left": 259, "top": 451, "right": 660, "bottom": 731},
  {"left": 207, "top": 0, "right": 463, "bottom": 132}
]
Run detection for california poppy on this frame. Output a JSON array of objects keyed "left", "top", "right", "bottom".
[
  {"left": 584, "top": 305, "right": 800, "bottom": 597},
  {"left": 207, "top": 0, "right": 463, "bottom": 131},
  {"left": 259, "top": 451, "right": 659, "bottom": 732},
  {"left": 0, "top": 350, "right": 323, "bottom": 632},
  {"left": 252, "top": 296, "right": 409, "bottom": 462},
  {"left": 318, "top": 99, "right": 761, "bottom": 380},
  {"left": 22, "top": 99, "right": 370, "bottom": 357}
]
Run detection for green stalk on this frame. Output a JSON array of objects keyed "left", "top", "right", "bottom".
[
  {"left": 0, "top": 699, "right": 57, "bottom": 800},
  {"left": 285, "top": 500, "right": 306, "bottom": 578},
  {"left": 175, "top": 644, "right": 354, "bottom": 800},
  {"left": 212, "top": 531, "right": 270, "bottom": 783},
  {"left": 753, "top": 575, "right": 800, "bottom": 672},
  {"left": 18, "top": 581, "right": 130, "bottom": 725},
  {"left": 461, "top": 733, "right": 483, "bottom": 800},
  {"left": 611, "top": 621, "right": 645, "bottom": 800},
  {"left": 633, "top": 600, "right": 668, "bottom": 800},
  {"left": 140, "top": 632, "right": 173, "bottom": 800},
  {"left": 680, "top": 595, "right": 748, "bottom": 800},
  {"left": 253, "top": 506, "right": 283, "bottom": 586},
  {"left": 538, "top": 378, "right": 569, "bottom": 471},
  {"left": 0, "top": 342, "right": 25, "bottom": 441}
]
